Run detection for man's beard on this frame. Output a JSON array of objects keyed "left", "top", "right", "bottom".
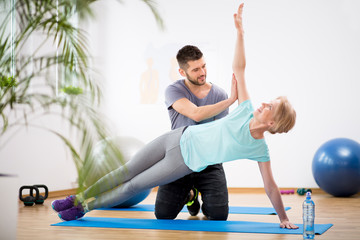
[{"left": 186, "top": 72, "right": 206, "bottom": 86}]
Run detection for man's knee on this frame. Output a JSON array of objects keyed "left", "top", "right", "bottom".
[
  {"left": 154, "top": 206, "right": 178, "bottom": 219},
  {"left": 155, "top": 180, "right": 191, "bottom": 220},
  {"left": 155, "top": 194, "right": 183, "bottom": 220},
  {"left": 202, "top": 205, "right": 229, "bottom": 220}
]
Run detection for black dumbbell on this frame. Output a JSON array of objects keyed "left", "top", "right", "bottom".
[
  {"left": 31, "top": 184, "right": 48, "bottom": 204},
  {"left": 19, "top": 185, "right": 39, "bottom": 206}
]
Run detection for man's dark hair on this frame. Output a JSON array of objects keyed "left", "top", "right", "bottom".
[{"left": 176, "top": 45, "right": 203, "bottom": 70}]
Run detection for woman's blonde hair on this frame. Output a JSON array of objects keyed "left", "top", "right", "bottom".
[{"left": 269, "top": 96, "right": 296, "bottom": 134}]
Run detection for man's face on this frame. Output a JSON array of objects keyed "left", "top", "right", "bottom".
[{"left": 180, "top": 57, "right": 207, "bottom": 86}]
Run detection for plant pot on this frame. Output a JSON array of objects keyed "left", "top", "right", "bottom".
[{"left": 0, "top": 174, "right": 19, "bottom": 240}]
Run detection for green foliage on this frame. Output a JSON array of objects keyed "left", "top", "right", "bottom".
[
  {"left": 61, "top": 86, "right": 83, "bottom": 95},
  {"left": 0, "top": 0, "right": 163, "bottom": 196},
  {"left": 0, "top": 75, "right": 17, "bottom": 89}
]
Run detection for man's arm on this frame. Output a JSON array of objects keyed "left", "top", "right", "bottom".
[
  {"left": 172, "top": 77, "right": 237, "bottom": 122},
  {"left": 232, "top": 3, "right": 250, "bottom": 104}
]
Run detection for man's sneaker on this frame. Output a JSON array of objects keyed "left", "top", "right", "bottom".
[
  {"left": 51, "top": 195, "right": 76, "bottom": 212},
  {"left": 58, "top": 205, "right": 85, "bottom": 221},
  {"left": 186, "top": 188, "right": 200, "bottom": 216}
]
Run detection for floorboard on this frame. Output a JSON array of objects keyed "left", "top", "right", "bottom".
[{"left": 16, "top": 190, "right": 360, "bottom": 240}]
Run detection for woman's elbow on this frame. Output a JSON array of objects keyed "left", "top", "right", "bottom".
[
  {"left": 232, "top": 63, "right": 246, "bottom": 72},
  {"left": 264, "top": 182, "right": 279, "bottom": 196}
]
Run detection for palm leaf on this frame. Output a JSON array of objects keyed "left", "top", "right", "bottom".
[{"left": 0, "top": 0, "right": 164, "bottom": 197}]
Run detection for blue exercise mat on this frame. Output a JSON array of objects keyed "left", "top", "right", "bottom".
[
  {"left": 98, "top": 204, "right": 291, "bottom": 215},
  {"left": 52, "top": 217, "right": 333, "bottom": 235}
]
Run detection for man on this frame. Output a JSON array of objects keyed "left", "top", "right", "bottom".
[{"left": 155, "top": 45, "right": 237, "bottom": 220}]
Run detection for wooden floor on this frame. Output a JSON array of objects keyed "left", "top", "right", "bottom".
[{"left": 17, "top": 190, "right": 360, "bottom": 240}]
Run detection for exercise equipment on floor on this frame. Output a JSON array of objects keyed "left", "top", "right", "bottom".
[
  {"left": 99, "top": 204, "right": 291, "bottom": 215},
  {"left": 296, "top": 188, "right": 312, "bottom": 196},
  {"left": 280, "top": 189, "right": 294, "bottom": 194},
  {"left": 85, "top": 136, "right": 152, "bottom": 207},
  {"left": 32, "top": 184, "right": 48, "bottom": 204},
  {"left": 113, "top": 189, "right": 152, "bottom": 208},
  {"left": 52, "top": 217, "right": 333, "bottom": 235},
  {"left": 312, "top": 138, "right": 360, "bottom": 197},
  {"left": 19, "top": 184, "right": 48, "bottom": 206}
]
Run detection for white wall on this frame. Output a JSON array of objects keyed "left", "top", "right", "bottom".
[{"left": 1, "top": 0, "right": 360, "bottom": 191}]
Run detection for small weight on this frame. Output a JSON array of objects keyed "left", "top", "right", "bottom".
[
  {"left": 31, "top": 184, "right": 48, "bottom": 204},
  {"left": 19, "top": 185, "right": 39, "bottom": 206}
]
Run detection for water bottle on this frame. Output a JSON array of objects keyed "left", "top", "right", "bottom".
[{"left": 303, "top": 191, "right": 315, "bottom": 239}]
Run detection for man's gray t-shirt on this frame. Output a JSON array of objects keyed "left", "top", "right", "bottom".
[{"left": 165, "top": 79, "right": 229, "bottom": 130}]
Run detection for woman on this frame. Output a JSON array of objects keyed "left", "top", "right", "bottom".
[{"left": 52, "top": 3, "right": 298, "bottom": 229}]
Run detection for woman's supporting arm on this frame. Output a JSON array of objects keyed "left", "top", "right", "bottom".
[{"left": 258, "top": 161, "right": 299, "bottom": 229}]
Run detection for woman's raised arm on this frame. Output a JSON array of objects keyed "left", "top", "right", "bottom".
[{"left": 232, "top": 3, "right": 250, "bottom": 104}]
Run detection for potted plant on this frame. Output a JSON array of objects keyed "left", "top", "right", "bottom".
[{"left": 0, "top": 0, "right": 163, "bottom": 239}]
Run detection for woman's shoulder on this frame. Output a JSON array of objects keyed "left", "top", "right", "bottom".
[{"left": 234, "top": 99, "right": 253, "bottom": 112}]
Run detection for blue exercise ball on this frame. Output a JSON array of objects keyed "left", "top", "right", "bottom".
[
  {"left": 312, "top": 138, "right": 360, "bottom": 197},
  {"left": 113, "top": 188, "right": 152, "bottom": 208},
  {"left": 85, "top": 136, "right": 151, "bottom": 207}
]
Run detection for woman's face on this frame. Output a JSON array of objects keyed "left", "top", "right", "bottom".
[{"left": 253, "top": 99, "right": 280, "bottom": 126}]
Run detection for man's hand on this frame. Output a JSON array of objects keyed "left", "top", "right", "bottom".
[{"left": 230, "top": 74, "right": 238, "bottom": 102}]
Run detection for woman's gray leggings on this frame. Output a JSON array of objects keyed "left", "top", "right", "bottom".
[{"left": 83, "top": 127, "right": 193, "bottom": 210}]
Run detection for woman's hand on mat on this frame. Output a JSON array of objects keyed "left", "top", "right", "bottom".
[{"left": 280, "top": 220, "right": 299, "bottom": 229}]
